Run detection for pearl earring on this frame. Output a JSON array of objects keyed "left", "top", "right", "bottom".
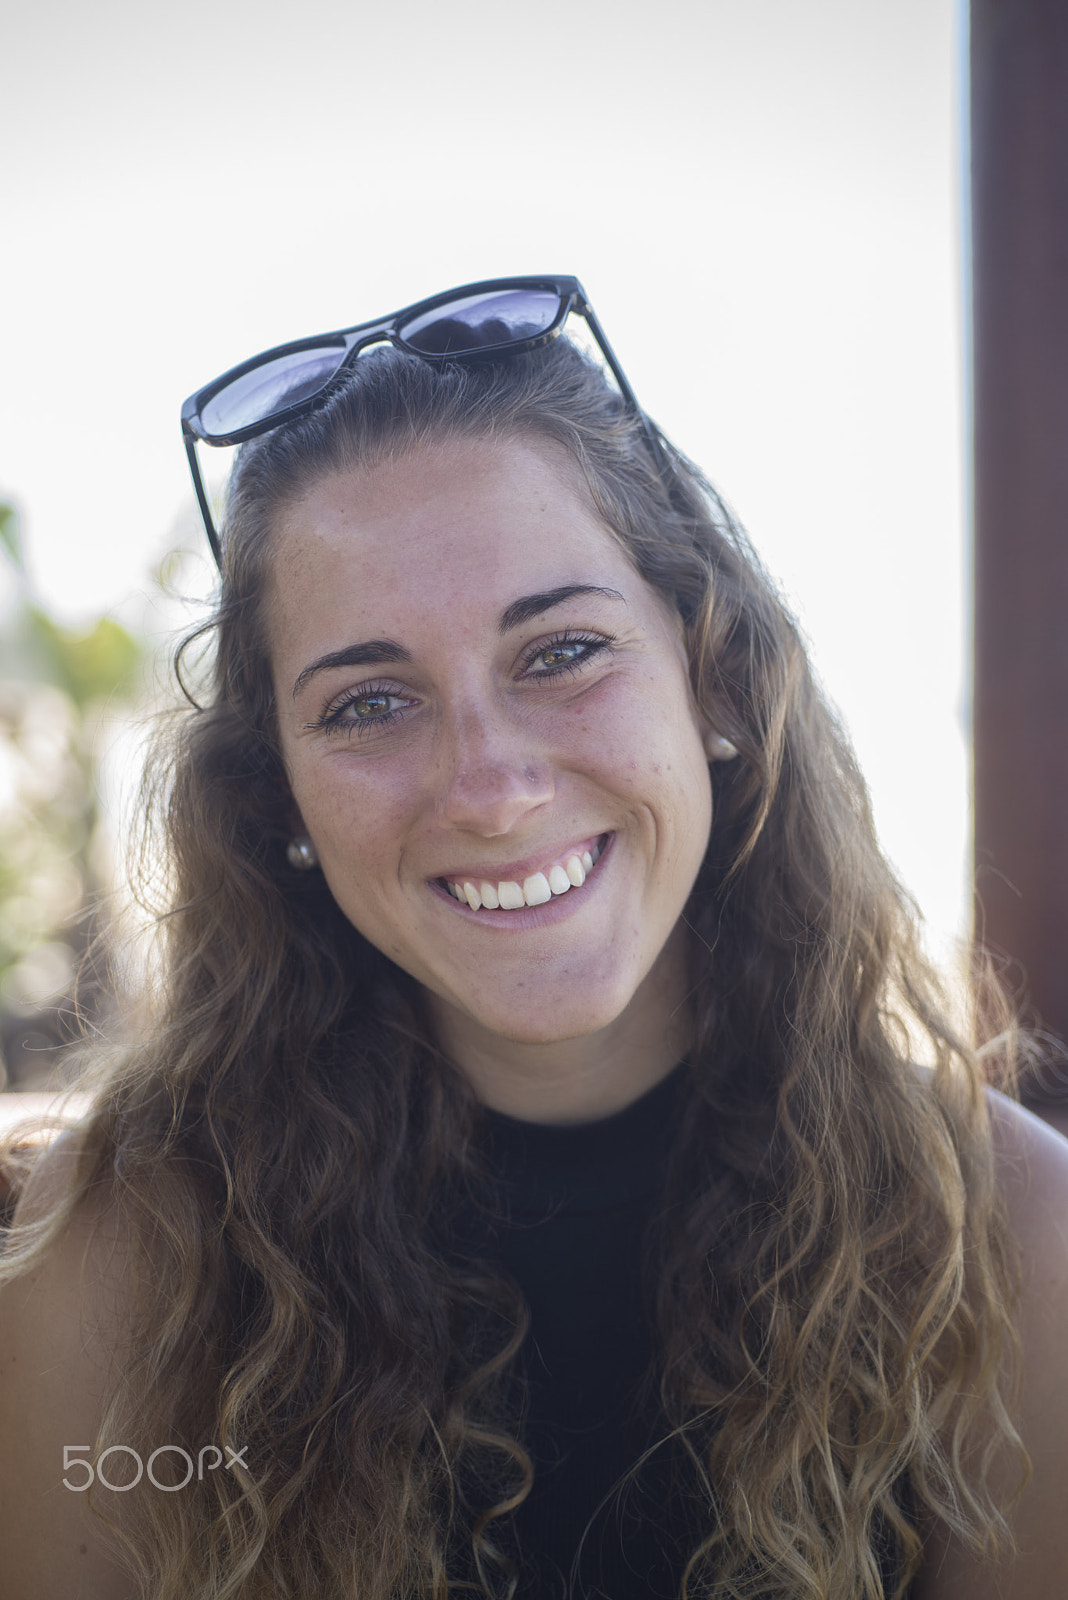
[
  {"left": 704, "top": 731, "right": 739, "bottom": 762},
  {"left": 286, "top": 835, "right": 320, "bottom": 871}
]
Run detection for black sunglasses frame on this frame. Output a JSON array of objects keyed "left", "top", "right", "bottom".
[{"left": 181, "top": 275, "right": 659, "bottom": 567}]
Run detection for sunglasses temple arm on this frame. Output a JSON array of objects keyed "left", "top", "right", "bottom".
[
  {"left": 579, "top": 304, "right": 670, "bottom": 471},
  {"left": 184, "top": 433, "right": 224, "bottom": 569}
]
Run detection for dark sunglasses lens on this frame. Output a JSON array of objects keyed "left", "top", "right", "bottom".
[
  {"left": 199, "top": 343, "right": 347, "bottom": 438},
  {"left": 399, "top": 289, "right": 563, "bottom": 356}
]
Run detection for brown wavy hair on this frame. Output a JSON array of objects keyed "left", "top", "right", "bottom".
[{"left": 1, "top": 338, "right": 1027, "bottom": 1598}]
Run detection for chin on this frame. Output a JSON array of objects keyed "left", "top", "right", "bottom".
[{"left": 459, "top": 984, "right": 639, "bottom": 1050}]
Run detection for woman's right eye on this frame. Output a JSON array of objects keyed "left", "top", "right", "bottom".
[{"left": 309, "top": 686, "right": 415, "bottom": 737}]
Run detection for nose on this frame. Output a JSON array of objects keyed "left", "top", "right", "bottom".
[{"left": 435, "top": 700, "right": 555, "bottom": 836}]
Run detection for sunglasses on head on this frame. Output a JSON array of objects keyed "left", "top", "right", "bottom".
[{"left": 181, "top": 274, "right": 659, "bottom": 567}]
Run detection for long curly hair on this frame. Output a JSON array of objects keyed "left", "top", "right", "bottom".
[{"left": 1, "top": 338, "right": 1026, "bottom": 1599}]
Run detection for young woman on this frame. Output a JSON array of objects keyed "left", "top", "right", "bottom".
[{"left": 2, "top": 278, "right": 1066, "bottom": 1600}]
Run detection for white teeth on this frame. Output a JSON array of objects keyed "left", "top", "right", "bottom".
[
  {"left": 523, "top": 872, "right": 552, "bottom": 906},
  {"left": 444, "top": 838, "right": 605, "bottom": 911},
  {"left": 547, "top": 864, "right": 571, "bottom": 896}
]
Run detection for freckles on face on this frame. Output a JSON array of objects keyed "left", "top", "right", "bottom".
[{"left": 265, "top": 434, "right": 714, "bottom": 1049}]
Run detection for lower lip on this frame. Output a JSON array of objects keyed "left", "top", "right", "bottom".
[{"left": 429, "top": 834, "right": 613, "bottom": 927}]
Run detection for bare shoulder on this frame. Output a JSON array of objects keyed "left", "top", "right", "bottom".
[
  {"left": 986, "top": 1087, "right": 1068, "bottom": 1221},
  {"left": 913, "top": 1093, "right": 1068, "bottom": 1599},
  {"left": 986, "top": 1093, "right": 1068, "bottom": 1350},
  {"left": 0, "top": 1127, "right": 142, "bottom": 1598}
]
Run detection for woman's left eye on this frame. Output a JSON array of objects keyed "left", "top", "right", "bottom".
[{"left": 523, "top": 633, "right": 614, "bottom": 680}]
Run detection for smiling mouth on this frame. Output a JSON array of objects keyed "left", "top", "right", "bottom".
[{"left": 439, "top": 835, "right": 608, "bottom": 911}]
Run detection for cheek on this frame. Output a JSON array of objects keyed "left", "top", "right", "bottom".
[
  {"left": 286, "top": 738, "right": 418, "bottom": 837},
  {"left": 646, "top": 715, "right": 715, "bottom": 867},
  {"left": 294, "top": 781, "right": 410, "bottom": 954},
  {"left": 572, "top": 673, "right": 710, "bottom": 795},
  {"left": 300, "top": 775, "right": 390, "bottom": 860},
  {"left": 601, "top": 674, "right": 709, "bottom": 784},
  {"left": 284, "top": 752, "right": 430, "bottom": 955}
]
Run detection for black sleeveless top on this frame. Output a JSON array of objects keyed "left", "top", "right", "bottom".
[{"left": 449, "top": 1065, "right": 909, "bottom": 1598}]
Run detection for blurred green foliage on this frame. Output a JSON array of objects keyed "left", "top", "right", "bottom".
[{"left": 0, "top": 500, "right": 147, "bottom": 1088}]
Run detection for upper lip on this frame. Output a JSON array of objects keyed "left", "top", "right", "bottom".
[{"left": 430, "top": 832, "right": 606, "bottom": 885}]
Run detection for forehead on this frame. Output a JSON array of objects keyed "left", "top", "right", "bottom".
[{"left": 266, "top": 435, "right": 639, "bottom": 637}]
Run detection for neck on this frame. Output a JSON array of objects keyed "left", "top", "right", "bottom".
[{"left": 426, "top": 925, "right": 694, "bottom": 1125}]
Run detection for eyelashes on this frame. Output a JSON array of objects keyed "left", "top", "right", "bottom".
[
  {"left": 519, "top": 630, "right": 615, "bottom": 681},
  {"left": 307, "top": 630, "right": 616, "bottom": 739},
  {"left": 308, "top": 685, "right": 414, "bottom": 738}
]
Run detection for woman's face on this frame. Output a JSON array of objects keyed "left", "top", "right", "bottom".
[{"left": 268, "top": 434, "right": 713, "bottom": 1059}]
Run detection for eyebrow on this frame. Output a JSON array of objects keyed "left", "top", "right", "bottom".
[
  {"left": 291, "top": 584, "right": 626, "bottom": 699},
  {"left": 292, "top": 638, "right": 411, "bottom": 699},
  {"left": 496, "top": 584, "right": 626, "bottom": 634}
]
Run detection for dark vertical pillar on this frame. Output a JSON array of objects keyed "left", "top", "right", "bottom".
[{"left": 970, "top": 0, "right": 1068, "bottom": 1098}]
